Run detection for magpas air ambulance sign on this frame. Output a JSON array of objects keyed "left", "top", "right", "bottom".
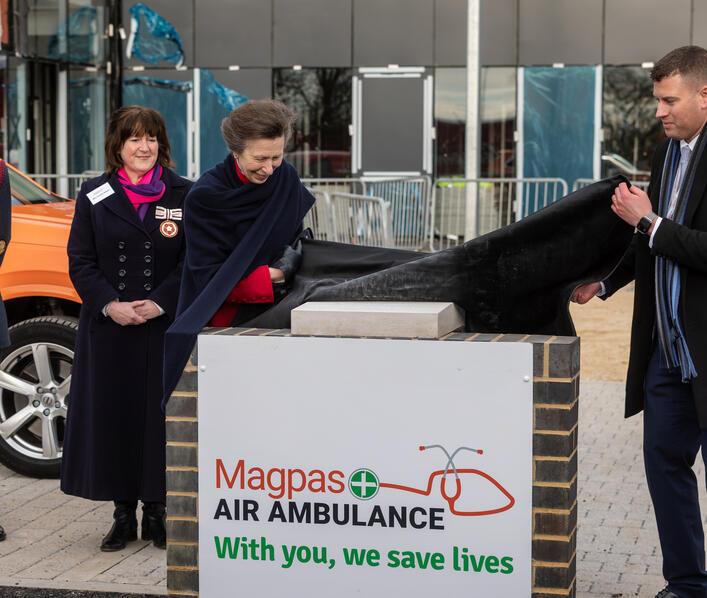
[{"left": 198, "top": 335, "right": 533, "bottom": 597}]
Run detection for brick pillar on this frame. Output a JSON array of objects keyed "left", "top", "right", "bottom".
[
  {"left": 165, "top": 351, "right": 199, "bottom": 597},
  {"left": 165, "top": 329, "right": 580, "bottom": 598},
  {"left": 529, "top": 336, "right": 579, "bottom": 598}
]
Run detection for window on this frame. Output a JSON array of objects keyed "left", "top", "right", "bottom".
[
  {"left": 274, "top": 68, "right": 352, "bottom": 178},
  {"left": 602, "top": 66, "right": 664, "bottom": 180},
  {"left": 481, "top": 67, "right": 516, "bottom": 178},
  {"left": 69, "top": 68, "right": 105, "bottom": 173},
  {"left": 434, "top": 68, "right": 465, "bottom": 178}
]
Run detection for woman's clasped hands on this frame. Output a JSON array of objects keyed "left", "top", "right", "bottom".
[{"left": 105, "top": 300, "right": 162, "bottom": 326}]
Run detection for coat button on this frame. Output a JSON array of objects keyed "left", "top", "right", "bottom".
[
  {"left": 144, "top": 241, "right": 152, "bottom": 250},
  {"left": 118, "top": 255, "right": 127, "bottom": 263},
  {"left": 118, "top": 241, "right": 126, "bottom": 249},
  {"left": 118, "top": 282, "right": 126, "bottom": 291},
  {"left": 144, "top": 255, "right": 152, "bottom": 263},
  {"left": 144, "top": 269, "right": 152, "bottom": 277},
  {"left": 144, "top": 283, "right": 152, "bottom": 291},
  {"left": 118, "top": 269, "right": 126, "bottom": 277}
]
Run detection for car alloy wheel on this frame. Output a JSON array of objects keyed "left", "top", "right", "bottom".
[{"left": 0, "top": 317, "right": 76, "bottom": 478}]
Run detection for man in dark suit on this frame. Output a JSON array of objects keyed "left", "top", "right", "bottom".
[
  {"left": 573, "top": 46, "right": 707, "bottom": 598},
  {"left": 0, "top": 160, "right": 11, "bottom": 542}
]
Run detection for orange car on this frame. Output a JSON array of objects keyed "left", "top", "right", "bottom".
[{"left": 0, "top": 166, "right": 79, "bottom": 477}]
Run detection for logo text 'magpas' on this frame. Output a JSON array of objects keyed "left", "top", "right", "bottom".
[{"left": 216, "top": 459, "right": 346, "bottom": 500}]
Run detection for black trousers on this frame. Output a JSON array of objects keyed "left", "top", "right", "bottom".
[{"left": 644, "top": 345, "right": 707, "bottom": 598}]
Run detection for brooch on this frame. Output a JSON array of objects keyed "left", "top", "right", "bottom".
[{"left": 160, "top": 220, "right": 179, "bottom": 238}]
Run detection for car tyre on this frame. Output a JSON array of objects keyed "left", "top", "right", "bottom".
[{"left": 0, "top": 316, "right": 77, "bottom": 478}]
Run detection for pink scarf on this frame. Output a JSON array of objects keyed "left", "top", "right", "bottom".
[{"left": 117, "top": 165, "right": 166, "bottom": 220}]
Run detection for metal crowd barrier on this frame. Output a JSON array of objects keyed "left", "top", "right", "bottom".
[
  {"left": 305, "top": 189, "right": 392, "bottom": 247},
  {"left": 573, "top": 178, "right": 649, "bottom": 192},
  {"left": 432, "top": 178, "right": 568, "bottom": 250},
  {"left": 365, "top": 177, "right": 431, "bottom": 250},
  {"left": 303, "top": 189, "right": 334, "bottom": 240},
  {"left": 329, "top": 192, "right": 392, "bottom": 247},
  {"left": 303, "top": 177, "right": 432, "bottom": 251},
  {"left": 301, "top": 178, "right": 366, "bottom": 196},
  {"left": 27, "top": 172, "right": 101, "bottom": 198}
]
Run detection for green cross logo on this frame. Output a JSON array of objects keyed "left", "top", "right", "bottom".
[{"left": 349, "top": 468, "right": 380, "bottom": 500}]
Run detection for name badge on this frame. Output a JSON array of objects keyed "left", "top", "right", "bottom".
[{"left": 87, "top": 183, "right": 115, "bottom": 205}]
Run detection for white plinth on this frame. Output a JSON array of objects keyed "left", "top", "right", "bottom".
[{"left": 290, "top": 301, "right": 465, "bottom": 339}]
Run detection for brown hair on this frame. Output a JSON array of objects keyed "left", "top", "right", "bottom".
[
  {"left": 221, "top": 99, "right": 296, "bottom": 154},
  {"left": 651, "top": 45, "right": 707, "bottom": 84},
  {"left": 104, "top": 106, "right": 173, "bottom": 172}
]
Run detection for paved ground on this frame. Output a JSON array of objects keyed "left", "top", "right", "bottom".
[
  {"left": 578, "top": 380, "right": 707, "bottom": 598},
  {"left": 0, "top": 380, "right": 705, "bottom": 596},
  {"left": 0, "top": 469, "right": 166, "bottom": 596}
]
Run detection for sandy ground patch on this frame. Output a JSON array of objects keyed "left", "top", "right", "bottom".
[{"left": 569, "top": 284, "right": 634, "bottom": 382}]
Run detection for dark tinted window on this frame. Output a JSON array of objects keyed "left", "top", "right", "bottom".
[
  {"left": 274, "top": 68, "right": 352, "bottom": 178},
  {"left": 602, "top": 66, "right": 664, "bottom": 180}
]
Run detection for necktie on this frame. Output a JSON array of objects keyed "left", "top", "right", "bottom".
[{"left": 667, "top": 144, "right": 692, "bottom": 219}]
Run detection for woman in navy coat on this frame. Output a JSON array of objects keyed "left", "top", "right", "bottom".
[{"left": 61, "top": 106, "right": 191, "bottom": 551}]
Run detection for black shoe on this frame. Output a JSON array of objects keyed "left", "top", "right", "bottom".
[
  {"left": 0, "top": 525, "right": 5, "bottom": 542},
  {"left": 141, "top": 502, "right": 166, "bottom": 549},
  {"left": 655, "top": 588, "right": 680, "bottom": 598},
  {"left": 100, "top": 503, "right": 137, "bottom": 552}
]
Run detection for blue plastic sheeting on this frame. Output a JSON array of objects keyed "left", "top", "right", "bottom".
[
  {"left": 199, "top": 69, "right": 249, "bottom": 172},
  {"left": 123, "top": 78, "right": 191, "bottom": 175},
  {"left": 49, "top": 7, "right": 99, "bottom": 63},
  {"left": 523, "top": 67, "right": 596, "bottom": 209},
  {"left": 127, "top": 2, "right": 184, "bottom": 66},
  {"left": 125, "top": 76, "right": 192, "bottom": 93}
]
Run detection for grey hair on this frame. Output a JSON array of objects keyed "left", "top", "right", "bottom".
[{"left": 221, "top": 99, "right": 296, "bottom": 154}]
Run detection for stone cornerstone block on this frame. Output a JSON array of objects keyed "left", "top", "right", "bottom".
[
  {"left": 166, "top": 330, "right": 579, "bottom": 598},
  {"left": 290, "top": 301, "right": 465, "bottom": 339}
]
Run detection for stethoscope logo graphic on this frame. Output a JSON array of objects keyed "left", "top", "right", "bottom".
[{"left": 353, "top": 444, "right": 515, "bottom": 517}]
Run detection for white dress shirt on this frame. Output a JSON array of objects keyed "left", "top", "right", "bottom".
[{"left": 649, "top": 135, "right": 699, "bottom": 247}]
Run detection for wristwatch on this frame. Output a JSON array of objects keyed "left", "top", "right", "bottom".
[{"left": 636, "top": 211, "right": 657, "bottom": 235}]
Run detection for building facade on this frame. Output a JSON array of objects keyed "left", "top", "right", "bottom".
[{"left": 2, "top": 0, "right": 707, "bottom": 188}]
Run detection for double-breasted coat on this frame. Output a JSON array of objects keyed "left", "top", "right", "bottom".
[{"left": 61, "top": 168, "right": 191, "bottom": 501}]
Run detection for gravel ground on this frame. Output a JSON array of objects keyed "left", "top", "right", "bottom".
[{"left": 570, "top": 284, "right": 633, "bottom": 382}]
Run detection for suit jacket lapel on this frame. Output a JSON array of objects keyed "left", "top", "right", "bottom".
[
  {"left": 101, "top": 174, "right": 148, "bottom": 233},
  {"left": 649, "top": 141, "right": 670, "bottom": 213}
]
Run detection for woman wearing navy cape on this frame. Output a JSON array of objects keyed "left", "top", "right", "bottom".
[
  {"left": 163, "top": 100, "right": 315, "bottom": 402},
  {"left": 164, "top": 100, "right": 636, "bottom": 406}
]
